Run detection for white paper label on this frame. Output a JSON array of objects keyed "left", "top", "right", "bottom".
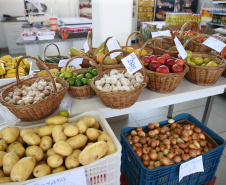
[
  {"left": 84, "top": 40, "right": 89, "bottom": 53},
  {"left": 27, "top": 168, "right": 87, "bottom": 185},
  {"left": 156, "top": 24, "right": 163, "bottom": 29},
  {"left": 142, "top": 23, "right": 147, "bottom": 29},
  {"left": 151, "top": 30, "right": 171, "bottom": 38},
  {"left": 179, "top": 155, "right": 204, "bottom": 182},
  {"left": 203, "top": 37, "right": 226, "bottom": 52},
  {"left": 174, "top": 36, "right": 187, "bottom": 59},
  {"left": 58, "top": 59, "right": 83, "bottom": 67},
  {"left": 106, "top": 37, "right": 121, "bottom": 59},
  {"left": 121, "top": 52, "right": 142, "bottom": 74}
]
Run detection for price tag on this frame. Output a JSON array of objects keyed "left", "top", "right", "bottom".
[
  {"left": 179, "top": 155, "right": 204, "bottom": 182},
  {"left": 142, "top": 23, "right": 147, "bottom": 29},
  {"left": 83, "top": 40, "right": 89, "bottom": 53},
  {"left": 156, "top": 24, "right": 163, "bottom": 29},
  {"left": 121, "top": 52, "right": 142, "bottom": 74},
  {"left": 203, "top": 37, "right": 226, "bottom": 52},
  {"left": 151, "top": 30, "right": 171, "bottom": 38},
  {"left": 59, "top": 96, "right": 73, "bottom": 114},
  {"left": 106, "top": 37, "right": 121, "bottom": 59},
  {"left": 27, "top": 168, "right": 87, "bottom": 185},
  {"left": 174, "top": 36, "right": 187, "bottom": 59},
  {"left": 58, "top": 58, "right": 83, "bottom": 67}
]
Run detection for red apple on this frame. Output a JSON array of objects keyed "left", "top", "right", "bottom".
[
  {"left": 149, "top": 61, "right": 161, "bottom": 71},
  {"left": 172, "top": 64, "right": 183, "bottom": 73},
  {"left": 165, "top": 59, "right": 176, "bottom": 69},
  {"left": 175, "top": 59, "right": 184, "bottom": 67},
  {"left": 156, "top": 65, "right": 169, "bottom": 73},
  {"left": 157, "top": 57, "right": 166, "bottom": 65},
  {"left": 150, "top": 55, "right": 157, "bottom": 61},
  {"left": 143, "top": 56, "right": 151, "bottom": 68},
  {"left": 162, "top": 54, "right": 171, "bottom": 60}
]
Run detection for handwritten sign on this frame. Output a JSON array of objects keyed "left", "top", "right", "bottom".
[
  {"left": 174, "top": 36, "right": 187, "bottom": 59},
  {"left": 58, "top": 58, "right": 83, "bottom": 67},
  {"left": 179, "top": 155, "right": 204, "bottom": 182},
  {"left": 151, "top": 30, "right": 171, "bottom": 38},
  {"left": 27, "top": 168, "right": 87, "bottom": 185},
  {"left": 156, "top": 24, "right": 163, "bottom": 29},
  {"left": 106, "top": 37, "right": 121, "bottom": 59},
  {"left": 84, "top": 40, "right": 89, "bottom": 53},
  {"left": 121, "top": 52, "right": 142, "bottom": 74},
  {"left": 203, "top": 37, "right": 226, "bottom": 52}
]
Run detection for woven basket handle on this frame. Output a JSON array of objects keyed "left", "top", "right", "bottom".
[
  {"left": 87, "top": 31, "right": 93, "bottom": 54},
  {"left": 160, "top": 26, "right": 175, "bottom": 38},
  {"left": 16, "top": 56, "right": 57, "bottom": 93},
  {"left": 64, "top": 56, "right": 98, "bottom": 71},
  {"left": 179, "top": 20, "right": 200, "bottom": 38},
  {"left": 125, "top": 32, "right": 144, "bottom": 50},
  {"left": 221, "top": 38, "right": 226, "bottom": 58},
  {"left": 103, "top": 36, "right": 122, "bottom": 55},
  {"left": 44, "top": 43, "right": 61, "bottom": 64}
]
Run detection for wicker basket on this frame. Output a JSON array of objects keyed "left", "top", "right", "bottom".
[
  {"left": 36, "top": 43, "right": 68, "bottom": 71},
  {"left": 220, "top": 40, "right": 226, "bottom": 78},
  {"left": 0, "top": 56, "right": 69, "bottom": 121},
  {"left": 138, "top": 39, "right": 189, "bottom": 93},
  {"left": 91, "top": 49, "right": 148, "bottom": 109},
  {"left": 64, "top": 56, "right": 98, "bottom": 99}
]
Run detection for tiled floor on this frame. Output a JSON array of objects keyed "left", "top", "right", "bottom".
[{"left": 107, "top": 94, "right": 226, "bottom": 185}]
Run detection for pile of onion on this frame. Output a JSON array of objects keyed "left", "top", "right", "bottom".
[{"left": 126, "top": 119, "right": 214, "bottom": 169}]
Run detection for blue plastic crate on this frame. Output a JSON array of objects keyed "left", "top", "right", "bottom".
[{"left": 120, "top": 113, "right": 226, "bottom": 185}]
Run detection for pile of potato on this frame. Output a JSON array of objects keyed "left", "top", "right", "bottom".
[{"left": 0, "top": 116, "right": 117, "bottom": 183}]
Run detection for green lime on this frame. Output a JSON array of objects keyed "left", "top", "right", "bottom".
[
  {"left": 92, "top": 69, "right": 98, "bottom": 76},
  {"left": 80, "top": 71, "right": 86, "bottom": 76},
  {"left": 85, "top": 73, "right": 92, "bottom": 79},
  {"left": 58, "top": 110, "right": 69, "bottom": 118},
  {"left": 87, "top": 79, "right": 92, "bottom": 85},
  {"left": 88, "top": 67, "right": 93, "bottom": 74},
  {"left": 64, "top": 71, "right": 73, "bottom": 79},
  {"left": 82, "top": 78, "right": 88, "bottom": 85},
  {"left": 67, "top": 78, "right": 75, "bottom": 86},
  {"left": 77, "top": 74, "right": 84, "bottom": 79},
  {"left": 59, "top": 73, "right": 65, "bottom": 78},
  {"left": 75, "top": 79, "right": 83, "bottom": 87},
  {"left": 73, "top": 73, "right": 78, "bottom": 78}
]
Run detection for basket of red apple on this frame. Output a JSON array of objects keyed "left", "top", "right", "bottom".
[{"left": 138, "top": 40, "right": 189, "bottom": 93}]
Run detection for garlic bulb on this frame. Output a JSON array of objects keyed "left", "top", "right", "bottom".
[
  {"left": 136, "top": 75, "right": 143, "bottom": 83},
  {"left": 134, "top": 83, "right": 140, "bottom": 88},
  {"left": 97, "top": 86, "right": 103, "bottom": 90},
  {"left": 17, "top": 100, "right": 24, "bottom": 105},
  {"left": 110, "top": 69, "right": 118, "bottom": 76},
  {"left": 121, "top": 86, "right": 130, "bottom": 91},
  {"left": 22, "top": 90, "right": 28, "bottom": 96},
  {"left": 95, "top": 80, "right": 104, "bottom": 86},
  {"left": 117, "top": 73, "right": 124, "bottom": 79},
  {"left": 124, "top": 72, "right": 129, "bottom": 78},
  {"left": 23, "top": 96, "right": 34, "bottom": 105},
  {"left": 13, "top": 95, "right": 21, "bottom": 102},
  {"left": 112, "top": 85, "right": 119, "bottom": 93},
  {"left": 121, "top": 78, "right": 130, "bottom": 86},
  {"left": 37, "top": 84, "right": 45, "bottom": 91},
  {"left": 130, "top": 79, "right": 136, "bottom": 86},
  {"left": 134, "top": 72, "right": 142, "bottom": 77},
  {"left": 4, "top": 96, "right": 11, "bottom": 102},
  {"left": 110, "top": 77, "right": 117, "bottom": 85},
  {"left": 8, "top": 99, "right": 16, "bottom": 105},
  {"left": 130, "top": 85, "right": 135, "bottom": 91},
  {"left": 43, "top": 90, "right": 50, "bottom": 96},
  {"left": 105, "top": 77, "right": 111, "bottom": 84},
  {"left": 8, "top": 92, "right": 14, "bottom": 98},
  {"left": 28, "top": 91, "right": 36, "bottom": 97}
]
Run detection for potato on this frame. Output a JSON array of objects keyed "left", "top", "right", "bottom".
[
  {"left": 2, "top": 127, "right": 20, "bottom": 144},
  {"left": 7, "top": 142, "right": 25, "bottom": 158},
  {"left": 70, "top": 122, "right": 78, "bottom": 127},
  {"left": 0, "top": 140, "right": 7, "bottom": 151},
  {"left": 47, "top": 155, "right": 63, "bottom": 168},
  {"left": 77, "top": 121, "right": 88, "bottom": 134},
  {"left": 33, "top": 127, "right": 40, "bottom": 134},
  {"left": 0, "top": 128, "right": 8, "bottom": 139},
  {"left": 98, "top": 134, "right": 117, "bottom": 155},
  {"left": 101, "top": 131, "right": 108, "bottom": 135},
  {"left": 62, "top": 123, "right": 71, "bottom": 128},
  {"left": 3, "top": 152, "right": 20, "bottom": 176},
  {"left": 65, "top": 150, "right": 81, "bottom": 169},
  {"left": 46, "top": 116, "right": 68, "bottom": 125},
  {"left": 20, "top": 128, "right": 35, "bottom": 137},
  {"left": 16, "top": 135, "right": 25, "bottom": 145},
  {"left": 0, "top": 151, "right": 6, "bottom": 167},
  {"left": 79, "top": 116, "right": 96, "bottom": 127},
  {"left": 52, "top": 125, "right": 67, "bottom": 142},
  {"left": 39, "top": 136, "right": 52, "bottom": 152},
  {"left": 47, "top": 148, "right": 57, "bottom": 157},
  {"left": 0, "top": 177, "right": 12, "bottom": 184},
  {"left": 38, "top": 126, "right": 53, "bottom": 137},
  {"left": 86, "top": 128, "right": 100, "bottom": 141},
  {"left": 23, "top": 132, "right": 41, "bottom": 146},
  {"left": 25, "top": 146, "right": 43, "bottom": 162},
  {"left": 0, "top": 170, "right": 4, "bottom": 178},
  {"left": 51, "top": 166, "right": 66, "bottom": 174},
  {"left": 53, "top": 141, "right": 72, "bottom": 156},
  {"left": 66, "top": 134, "right": 88, "bottom": 149},
  {"left": 64, "top": 125, "right": 79, "bottom": 137},
  {"left": 33, "top": 163, "right": 51, "bottom": 178},
  {"left": 10, "top": 156, "right": 36, "bottom": 182},
  {"left": 79, "top": 141, "right": 109, "bottom": 165},
  {"left": 91, "top": 120, "right": 100, "bottom": 129}
]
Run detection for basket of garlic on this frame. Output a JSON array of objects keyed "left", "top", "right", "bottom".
[
  {"left": 91, "top": 49, "right": 148, "bottom": 109},
  {"left": 65, "top": 56, "right": 98, "bottom": 99},
  {"left": 0, "top": 56, "right": 69, "bottom": 121}
]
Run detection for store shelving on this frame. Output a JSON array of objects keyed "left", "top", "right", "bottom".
[
  {"left": 212, "top": 1, "right": 226, "bottom": 4},
  {"left": 207, "top": 22, "right": 226, "bottom": 27},
  {"left": 210, "top": 11, "right": 226, "bottom": 15}
]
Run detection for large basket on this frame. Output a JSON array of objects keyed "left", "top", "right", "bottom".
[
  {"left": 36, "top": 43, "right": 68, "bottom": 70},
  {"left": 91, "top": 49, "right": 147, "bottom": 109},
  {"left": 65, "top": 56, "right": 98, "bottom": 99},
  {"left": 219, "top": 40, "right": 226, "bottom": 78},
  {"left": 183, "top": 35, "right": 226, "bottom": 85},
  {"left": 138, "top": 37, "right": 189, "bottom": 93},
  {"left": 0, "top": 56, "right": 69, "bottom": 121}
]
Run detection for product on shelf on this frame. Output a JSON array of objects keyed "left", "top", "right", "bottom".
[
  {"left": 166, "top": 13, "right": 201, "bottom": 25},
  {"left": 212, "top": 15, "right": 226, "bottom": 25}
]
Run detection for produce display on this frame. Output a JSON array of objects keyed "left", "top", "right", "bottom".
[
  {"left": 94, "top": 69, "right": 144, "bottom": 92},
  {"left": 0, "top": 114, "right": 117, "bottom": 182},
  {"left": 0, "top": 55, "right": 30, "bottom": 79},
  {"left": 125, "top": 119, "right": 214, "bottom": 169},
  {"left": 37, "top": 67, "right": 76, "bottom": 77},
  {"left": 37, "top": 55, "right": 68, "bottom": 64},
  {"left": 142, "top": 54, "right": 185, "bottom": 73}
]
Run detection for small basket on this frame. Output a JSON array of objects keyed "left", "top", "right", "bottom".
[
  {"left": 182, "top": 35, "right": 226, "bottom": 85},
  {"left": 65, "top": 56, "right": 98, "bottom": 99},
  {"left": 36, "top": 43, "right": 68, "bottom": 70},
  {"left": 0, "top": 56, "right": 69, "bottom": 121},
  {"left": 138, "top": 37, "right": 188, "bottom": 93},
  {"left": 91, "top": 49, "right": 148, "bottom": 109}
]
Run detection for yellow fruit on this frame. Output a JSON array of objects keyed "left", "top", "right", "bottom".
[
  {"left": 188, "top": 62, "right": 196, "bottom": 65},
  {"left": 52, "top": 72, "right": 61, "bottom": 77},
  {"left": 103, "top": 56, "right": 117, "bottom": 65},
  {"left": 204, "top": 58, "right": 211, "bottom": 64},
  {"left": 11, "top": 58, "right": 17, "bottom": 63},
  {"left": 0, "top": 63, "right": 6, "bottom": 75},
  {"left": 70, "top": 48, "right": 86, "bottom": 55},
  {"left": 58, "top": 110, "right": 69, "bottom": 118},
  {"left": 5, "top": 63, "right": 17, "bottom": 67},
  {"left": 49, "top": 68, "right": 60, "bottom": 73},
  {"left": 96, "top": 53, "right": 105, "bottom": 64},
  {"left": 134, "top": 49, "right": 147, "bottom": 56},
  {"left": 5, "top": 66, "right": 15, "bottom": 71},
  {"left": 0, "top": 55, "right": 11, "bottom": 62},
  {"left": 191, "top": 57, "right": 196, "bottom": 62},
  {"left": 201, "top": 63, "right": 207, "bottom": 66},
  {"left": 5, "top": 73, "right": 25, "bottom": 78},
  {"left": 207, "top": 61, "right": 218, "bottom": 66},
  {"left": 37, "top": 71, "right": 48, "bottom": 76},
  {"left": 194, "top": 57, "right": 204, "bottom": 65},
  {"left": 7, "top": 69, "right": 25, "bottom": 74},
  {"left": 60, "top": 66, "right": 75, "bottom": 73},
  {"left": 124, "top": 47, "right": 135, "bottom": 52},
  {"left": 94, "top": 42, "right": 105, "bottom": 56}
]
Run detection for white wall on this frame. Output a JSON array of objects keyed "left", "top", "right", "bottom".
[{"left": 197, "top": 0, "right": 212, "bottom": 13}]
